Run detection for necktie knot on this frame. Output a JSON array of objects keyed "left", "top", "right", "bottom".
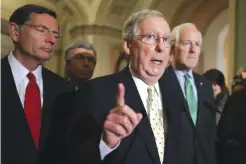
[
  {"left": 147, "top": 86, "right": 155, "bottom": 101},
  {"left": 27, "top": 72, "right": 36, "bottom": 81},
  {"left": 184, "top": 73, "right": 191, "bottom": 80},
  {"left": 147, "top": 86, "right": 154, "bottom": 95}
]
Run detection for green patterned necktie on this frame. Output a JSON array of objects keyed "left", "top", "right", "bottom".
[{"left": 184, "top": 74, "right": 197, "bottom": 125}]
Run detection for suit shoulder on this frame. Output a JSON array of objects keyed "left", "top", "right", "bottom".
[
  {"left": 89, "top": 72, "right": 121, "bottom": 86},
  {"left": 194, "top": 72, "right": 212, "bottom": 86},
  {"left": 42, "top": 67, "right": 73, "bottom": 89}
]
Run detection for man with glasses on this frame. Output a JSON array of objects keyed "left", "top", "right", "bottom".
[
  {"left": 162, "top": 23, "right": 217, "bottom": 164},
  {"left": 68, "top": 9, "right": 179, "bottom": 164},
  {"left": 64, "top": 41, "right": 97, "bottom": 89},
  {"left": 2, "top": 4, "right": 75, "bottom": 164}
]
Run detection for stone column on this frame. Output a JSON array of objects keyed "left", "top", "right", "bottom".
[
  {"left": 227, "top": 0, "right": 246, "bottom": 88},
  {"left": 234, "top": 0, "right": 246, "bottom": 72}
]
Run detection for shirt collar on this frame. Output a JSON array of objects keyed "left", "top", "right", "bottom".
[
  {"left": 129, "top": 65, "right": 160, "bottom": 97},
  {"left": 8, "top": 52, "right": 42, "bottom": 85}
]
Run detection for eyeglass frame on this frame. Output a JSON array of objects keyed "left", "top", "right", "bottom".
[
  {"left": 136, "top": 33, "right": 174, "bottom": 48},
  {"left": 23, "top": 23, "right": 62, "bottom": 39},
  {"left": 71, "top": 53, "right": 97, "bottom": 64}
]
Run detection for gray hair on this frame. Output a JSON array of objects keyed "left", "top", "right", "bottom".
[
  {"left": 64, "top": 41, "right": 97, "bottom": 62},
  {"left": 122, "top": 9, "right": 164, "bottom": 43},
  {"left": 171, "top": 23, "right": 202, "bottom": 46}
]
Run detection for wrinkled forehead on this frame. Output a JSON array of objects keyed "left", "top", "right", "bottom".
[{"left": 137, "top": 16, "right": 171, "bottom": 35}]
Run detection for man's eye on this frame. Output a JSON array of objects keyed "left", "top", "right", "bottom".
[
  {"left": 145, "top": 34, "right": 155, "bottom": 39},
  {"left": 36, "top": 26, "right": 46, "bottom": 32},
  {"left": 196, "top": 42, "right": 201, "bottom": 47},
  {"left": 184, "top": 41, "right": 190, "bottom": 45},
  {"left": 163, "top": 37, "right": 171, "bottom": 42}
]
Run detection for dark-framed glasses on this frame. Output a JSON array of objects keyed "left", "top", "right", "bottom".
[
  {"left": 73, "top": 53, "right": 96, "bottom": 64},
  {"left": 137, "top": 33, "right": 173, "bottom": 48},
  {"left": 24, "top": 24, "right": 61, "bottom": 39}
]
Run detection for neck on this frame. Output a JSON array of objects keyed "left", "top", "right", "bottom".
[
  {"left": 129, "top": 65, "right": 159, "bottom": 86},
  {"left": 13, "top": 49, "right": 40, "bottom": 72}
]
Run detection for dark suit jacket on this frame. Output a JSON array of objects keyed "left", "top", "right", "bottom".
[
  {"left": 162, "top": 66, "right": 217, "bottom": 164},
  {"left": 68, "top": 67, "right": 192, "bottom": 164},
  {"left": 1, "top": 56, "right": 75, "bottom": 164},
  {"left": 217, "top": 90, "right": 246, "bottom": 164}
]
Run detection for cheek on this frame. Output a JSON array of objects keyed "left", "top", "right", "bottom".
[{"left": 140, "top": 47, "right": 152, "bottom": 66}]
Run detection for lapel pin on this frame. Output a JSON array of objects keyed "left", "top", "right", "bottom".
[{"left": 200, "top": 82, "right": 203, "bottom": 86}]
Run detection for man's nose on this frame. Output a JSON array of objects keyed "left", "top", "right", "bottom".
[
  {"left": 189, "top": 43, "right": 196, "bottom": 53},
  {"left": 82, "top": 58, "right": 90, "bottom": 67},
  {"left": 46, "top": 32, "right": 56, "bottom": 45},
  {"left": 156, "top": 38, "right": 166, "bottom": 52}
]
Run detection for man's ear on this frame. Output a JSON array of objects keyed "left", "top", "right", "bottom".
[
  {"left": 123, "top": 40, "right": 131, "bottom": 55},
  {"left": 8, "top": 22, "right": 20, "bottom": 43}
]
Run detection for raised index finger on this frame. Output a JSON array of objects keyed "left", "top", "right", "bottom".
[{"left": 116, "top": 83, "right": 125, "bottom": 106}]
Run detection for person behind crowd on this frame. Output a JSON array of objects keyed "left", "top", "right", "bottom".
[
  {"left": 203, "top": 68, "right": 229, "bottom": 124},
  {"left": 232, "top": 66, "right": 246, "bottom": 93},
  {"left": 1, "top": 4, "right": 75, "bottom": 164},
  {"left": 64, "top": 41, "right": 97, "bottom": 89},
  {"left": 163, "top": 23, "right": 217, "bottom": 164}
]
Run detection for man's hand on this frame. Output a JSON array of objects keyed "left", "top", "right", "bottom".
[{"left": 103, "top": 83, "right": 142, "bottom": 148}]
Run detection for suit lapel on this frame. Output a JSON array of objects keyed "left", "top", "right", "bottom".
[
  {"left": 39, "top": 68, "right": 54, "bottom": 150},
  {"left": 159, "top": 67, "right": 184, "bottom": 164},
  {"left": 2, "top": 56, "right": 37, "bottom": 151},
  {"left": 120, "top": 68, "right": 160, "bottom": 164},
  {"left": 193, "top": 73, "right": 205, "bottom": 128}
]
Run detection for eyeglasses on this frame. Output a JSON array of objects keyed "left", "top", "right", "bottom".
[
  {"left": 137, "top": 33, "right": 173, "bottom": 47},
  {"left": 73, "top": 53, "right": 96, "bottom": 64},
  {"left": 23, "top": 24, "right": 61, "bottom": 39}
]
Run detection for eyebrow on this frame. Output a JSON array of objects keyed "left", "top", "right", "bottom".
[{"left": 38, "top": 24, "right": 59, "bottom": 33}]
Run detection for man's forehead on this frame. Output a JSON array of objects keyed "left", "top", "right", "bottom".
[
  {"left": 138, "top": 17, "right": 170, "bottom": 34},
  {"left": 72, "top": 48, "right": 94, "bottom": 57},
  {"left": 180, "top": 28, "right": 201, "bottom": 40},
  {"left": 28, "top": 13, "right": 58, "bottom": 28}
]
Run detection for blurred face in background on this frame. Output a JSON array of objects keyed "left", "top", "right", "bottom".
[
  {"left": 212, "top": 83, "right": 221, "bottom": 98},
  {"left": 66, "top": 48, "right": 96, "bottom": 81}
]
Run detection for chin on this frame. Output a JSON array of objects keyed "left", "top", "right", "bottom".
[{"left": 38, "top": 54, "right": 53, "bottom": 61}]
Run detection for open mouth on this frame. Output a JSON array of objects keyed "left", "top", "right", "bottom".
[{"left": 151, "top": 59, "right": 163, "bottom": 65}]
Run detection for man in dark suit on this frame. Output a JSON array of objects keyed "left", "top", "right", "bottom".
[
  {"left": 164, "top": 23, "right": 217, "bottom": 164},
  {"left": 68, "top": 9, "right": 176, "bottom": 164},
  {"left": 1, "top": 4, "right": 74, "bottom": 164},
  {"left": 217, "top": 90, "right": 246, "bottom": 164}
]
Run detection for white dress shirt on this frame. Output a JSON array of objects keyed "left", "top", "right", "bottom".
[
  {"left": 174, "top": 69, "right": 198, "bottom": 101},
  {"left": 99, "top": 67, "right": 163, "bottom": 160},
  {"left": 8, "top": 52, "right": 43, "bottom": 108}
]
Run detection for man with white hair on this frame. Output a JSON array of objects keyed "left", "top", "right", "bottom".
[
  {"left": 67, "top": 9, "right": 181, "bottom": 164},
  {"left": 162, "top": 23, "right": 217, "bottom": 164}
]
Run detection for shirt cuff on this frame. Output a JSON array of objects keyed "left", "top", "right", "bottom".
[{"left": 99, "top": 139, "right": 120, "bottom": 160}]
